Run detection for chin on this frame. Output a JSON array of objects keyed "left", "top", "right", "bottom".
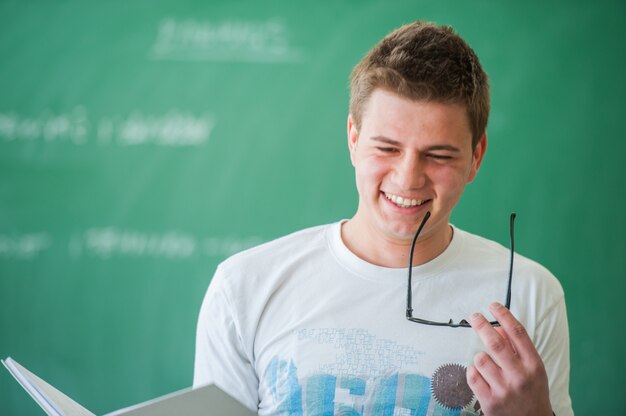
[{"left": 383, "top": 223, "right": 419, "bottom": 243}]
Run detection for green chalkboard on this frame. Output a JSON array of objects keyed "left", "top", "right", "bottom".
[{"left": 1, "top": 1, "right": 625, "bottom": 414}]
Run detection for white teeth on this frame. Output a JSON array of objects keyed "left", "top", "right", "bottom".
[{"left": 384, "top": 192, "right": 426, "bottom": 207}]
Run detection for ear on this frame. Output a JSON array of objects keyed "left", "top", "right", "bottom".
[
  {"left": 347, "top": 114, "right": 359, "bottom": 166},
  {"left": 467, "top": 133, "right": 487, "bottom": 183}
]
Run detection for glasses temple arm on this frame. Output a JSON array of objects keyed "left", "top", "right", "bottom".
[
  {"left": 505, "top": 212, "right": 516, "bottom": 309},
  {"left": 406, "top": 211, "right": 431, "bottom": 318}
]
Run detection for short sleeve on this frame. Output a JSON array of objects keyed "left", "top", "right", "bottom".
[
  {"left": 193, "top": 266, "right": 259, "bottom": 412},
  {"left": 534, "top": 295, "right": 574, "bottom": 416}
]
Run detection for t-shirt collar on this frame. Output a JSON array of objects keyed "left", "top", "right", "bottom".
[{"left": 326, "top": 220, "right": 464, "bottom": 283}]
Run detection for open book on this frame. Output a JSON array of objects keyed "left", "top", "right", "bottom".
[{"left": 2, "top": 357, "right": 255, "bottom": 416}]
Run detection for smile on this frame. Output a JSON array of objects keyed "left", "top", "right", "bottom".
[{"left": 383, "top": 192, "right": 429, "bottom": 208}]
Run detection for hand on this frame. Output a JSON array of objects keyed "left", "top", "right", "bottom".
[{"left": 467, "top": 302, "right": 552, "bottom": 416}]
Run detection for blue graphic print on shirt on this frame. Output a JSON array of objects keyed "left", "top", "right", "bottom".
[{"left": 262, "top": 329, "right": 480, "bottom": 416}]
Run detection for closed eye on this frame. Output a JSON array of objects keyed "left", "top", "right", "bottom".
[
  {"left": 424, "top": 144, "right": 461, "bottom": 160},
  {"left": 377, "top": 147, "right": 399, "bottom": 153},
  {"left": 428, "top": 153, "right": 453, "bottom": 160}
]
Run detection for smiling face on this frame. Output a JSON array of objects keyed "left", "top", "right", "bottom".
[{"left": 345, "top": 89, "right": 486, "bottom": 262}]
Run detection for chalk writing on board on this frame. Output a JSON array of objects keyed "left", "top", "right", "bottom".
[
  {"left": 0, "top": 229, "right": 262, "bottom": 261},
  {"left": 79, "top": 228, "right": 196, "bottom": 259},
  {"left": 0, "top": 108, "right": 216, "bottom": 147},
  {"left": 0, "top": 233, "right": 51, "bottom": 259},
  {"left": 151, "top": 18, "right": 304, "bottom": 62},
  {"left": 0, "top": 107, "right": 89, "bottom": 144},
  {"left": 98, "top": 111, "right": 216, "bottom": 146},
  {"left": 68, "top": 228, "right": 263, "bottom": 259}
]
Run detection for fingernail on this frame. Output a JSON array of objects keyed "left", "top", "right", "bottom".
[{"left": 489, "top": 302, "right": 503, "bottom": 311}]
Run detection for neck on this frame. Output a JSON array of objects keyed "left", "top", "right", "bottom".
[{"left": 341, "top": 217, "right": 453, "bottom": 268}]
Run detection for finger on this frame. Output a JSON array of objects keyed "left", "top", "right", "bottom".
[
  {"left": 495, "top": 326, "right": 517, "bottom": 355},
  {"left": 466, "top": 364, "right": 491, "bottom": 402},
  {"left": 469, "top": 312, "right": 518, "bottom": 369},
  {"left": 472, "top": 351, "right": 505, "bottom": 389},
  {"left": 488, "top": 302, "right": 537, "bottom": 361}
]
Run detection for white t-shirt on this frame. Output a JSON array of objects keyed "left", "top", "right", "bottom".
[{"left": 194, "top": 222, "right": 573, "bottom": 415}]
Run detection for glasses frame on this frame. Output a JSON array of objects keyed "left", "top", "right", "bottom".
[{"left": 405, "top": 211, "right": 516, "bottom": 328}]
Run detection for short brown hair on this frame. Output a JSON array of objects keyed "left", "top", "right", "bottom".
[{"left": 349, "top": 21, "right": 490, "bottom": 148}]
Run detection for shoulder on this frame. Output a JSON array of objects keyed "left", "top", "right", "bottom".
[
  {"left": 218, "top": 222, "right": 332, "bottom": 273},
  {"left": 211, "top": 222, "right": 336, "bottom": 295},
  {"left": 204, "top": 222, "right": 337, "bottom": 345}
]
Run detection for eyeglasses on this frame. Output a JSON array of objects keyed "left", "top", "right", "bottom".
[{"left": 405, "top": 211, "right": 516, "bottom": 328}]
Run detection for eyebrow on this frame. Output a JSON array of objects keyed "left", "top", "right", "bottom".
[
  {"left": 370, "top": 136, "right": 461, "bottom": 152},
  {"left": 370, "top": 136, "right": 402, "bottom": 146}
]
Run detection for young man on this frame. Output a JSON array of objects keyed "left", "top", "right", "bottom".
[{"left": 194, "top": 21, "right": 572, "bottom": 415}]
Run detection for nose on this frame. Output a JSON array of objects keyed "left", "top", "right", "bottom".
[{"left": 393, "top": 152, "right": 427, "bottom": 190}]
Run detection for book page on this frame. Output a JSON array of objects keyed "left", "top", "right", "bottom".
[
  {"left": 105, "top": 384, "right": 255, "bottom": 416},
  {"left": 2, "top": 357, "right": 95, "bottom": 416},
  {"left": 3, "top": 357, "right": 255, "bottom": 416}
]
